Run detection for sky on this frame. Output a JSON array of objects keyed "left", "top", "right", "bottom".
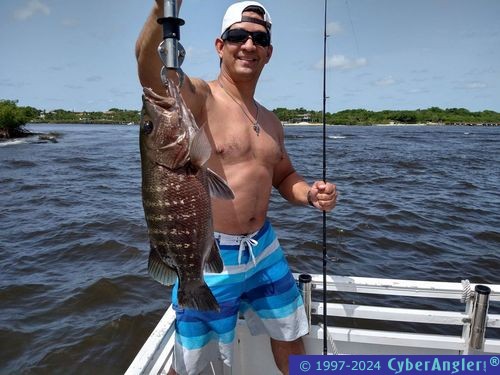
[{"left": 1, "top": 0, "right": 499, "bottom": 113}]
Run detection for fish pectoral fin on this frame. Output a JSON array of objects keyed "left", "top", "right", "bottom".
[
  {"left": 148, "top": 249, "right": 178, "bottom": 286},
  {"left": 206, "top": 168, "right": 235, "bottom": 200},
  {"left": 189, "top": 126, "right": 212, "bottom": 168},
  {"left": 204, "top": 241, "right": 224, "bottom": 273}
]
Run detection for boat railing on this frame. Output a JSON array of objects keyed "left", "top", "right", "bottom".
[
  {"left": 126, "top": 274, "right": 500, "bottom": 374},
  {"left": 295, "top": 273, "right": 500, "bottom": 355},
  {"left": 125, "top": 305, "right": 177, "bottom": 375}
]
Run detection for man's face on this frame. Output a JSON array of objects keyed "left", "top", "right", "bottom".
[{"left": 218, "top": 11, "right": 273, "bottom": 80}]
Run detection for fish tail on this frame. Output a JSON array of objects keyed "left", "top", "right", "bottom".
[{"left": 178, "top": 281, "right": 220, "bottom": 311}]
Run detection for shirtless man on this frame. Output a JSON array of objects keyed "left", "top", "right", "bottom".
[{"left": 136, "top": 1, "right": 338, "bottom": 374}]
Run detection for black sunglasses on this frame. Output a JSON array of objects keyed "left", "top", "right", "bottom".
[{"left": 222, "top": 28, "right": 271, "bottom": 47}]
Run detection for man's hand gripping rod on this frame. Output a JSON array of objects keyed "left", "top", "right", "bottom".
[{"left": 157, "top": 0, "right": 186, "bottom": 87}]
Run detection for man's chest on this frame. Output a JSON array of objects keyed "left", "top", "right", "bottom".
[{"left": 208, "top": 122, "right": 283, "bottom": 166}]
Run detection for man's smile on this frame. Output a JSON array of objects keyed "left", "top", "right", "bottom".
[{"left": 237, "top": 56, "right": 257, "bottom": 62}]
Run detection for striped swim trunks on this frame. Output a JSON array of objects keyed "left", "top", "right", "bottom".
[{"left": 171, "top": 220, "right": 308, "bottom": 375}]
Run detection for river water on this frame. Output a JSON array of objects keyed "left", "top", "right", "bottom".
[{"left": 1, "top": 124, "right": 499, "bottom": 373}]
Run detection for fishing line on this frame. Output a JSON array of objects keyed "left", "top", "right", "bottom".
[{"left": 345, "top": 0, "right": 360, "bottom": 57}]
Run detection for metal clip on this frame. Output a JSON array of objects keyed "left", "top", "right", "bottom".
[
  {"left": 160, "top": 66, "right": 185, "bottom": 89},
  {"left": 157, "top": 38, "right": 186, "bottom": 71},
  {"left": 157, "top": 0, "right": 186, "bottom": 88}
]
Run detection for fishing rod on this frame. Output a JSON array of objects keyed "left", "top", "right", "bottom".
[
  {"left": 157, "top": 0, "right": 186, "bottom": 86},
  {"left": 321, "top": 0, "right": 329, "bottom": 356}
]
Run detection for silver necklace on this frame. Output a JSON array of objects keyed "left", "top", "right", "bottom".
[{"left": 217, "top": 80, "right": 260, "bottom": 136}]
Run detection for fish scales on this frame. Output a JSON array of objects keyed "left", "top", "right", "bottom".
[
  {"left": 140, "top": 80, "right": 234, "bottom": 311},
  {"left": 145, "top": 171, "right": 210, "bottom": 276}
]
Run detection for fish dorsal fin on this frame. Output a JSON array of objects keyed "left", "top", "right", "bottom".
[
  {"left": 207, "top": 168, "right": 235, "bottom": 200},
  {"left": 204, "top": 241, "right": 224, "bottom": 273},
  {"left": 148, "top": 248, "right": 177, "bottom": 286},
  {"left": 189, "top": 126, "right": 212, "bottom": 168}
]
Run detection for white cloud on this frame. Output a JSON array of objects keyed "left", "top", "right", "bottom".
[
  {"left": 14, "top": 0, "right": 50, "bottom": 21},
  {"left": 86, "top": 75, "right": 103, "bottom": 83},
  {"left": 463, "top": 82, "right": 487, "bottom": 90},
  {"left": 374, "top": 76, "right": 397, "bottom": 86},
  {"left": 408, "top": 88, "right": 424, "bottom": 94},
  {"left": 62, "top": 18, "right": 80, "bottom": 28},
  {"left": 453, "top": 81, "right": 488, "bottom": 90},
  {"left": 316, "top": 55, "right": 367, "bottom": 70},
  {"left": 326, "top": 22, "right": 342, "bottom": 36},
  {"left": 65, "top": 84, "right": 83, "bottom": 90},
  {"left": 0, "top": 78, "right": 25, "bottom": 88}
]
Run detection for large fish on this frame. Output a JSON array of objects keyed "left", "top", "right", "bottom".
[{"left": 140, "top": 80, "right": 234, "bottom": 311}]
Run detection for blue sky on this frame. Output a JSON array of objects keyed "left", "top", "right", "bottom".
[{"left": 1, "top": 0, "right": 499, "bottom": 113}]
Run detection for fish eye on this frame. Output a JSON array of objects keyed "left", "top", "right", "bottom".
[{"left": 143, "top": 120, "right": 154, "bottom": 134}]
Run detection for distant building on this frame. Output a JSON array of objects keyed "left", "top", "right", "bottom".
[{"left": 293, "top": 113, "right": 312, "bottom": 123}]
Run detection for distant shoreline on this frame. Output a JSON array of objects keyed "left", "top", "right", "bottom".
[
  {"left": 281, "top": 122, "right": 499, "bottom": 127},
  {"left": 25, "top": 122, "right": 500, "bottom": 127},
  {"left": 2, "top": 121, "right": 498, "bottom": 143},
  {"left": 5, "top": 101, "right": 499, "bottom": 130}
]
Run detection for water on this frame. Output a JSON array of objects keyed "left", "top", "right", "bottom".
[{"left": 1, "top": 124, "right": 499, "bottom": 373}]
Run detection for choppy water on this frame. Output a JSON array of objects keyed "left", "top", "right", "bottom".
[{"left": 1, "top": 124, "right": 499, "bottom": 373}]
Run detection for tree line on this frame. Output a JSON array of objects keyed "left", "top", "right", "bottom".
[
  {"left": 0, "top": 100, "right": 40, "bottom": 138},
  {"left": 273, "top": 107, "right": 500, "bottom": 125},
  {"left": 2, "top": 99, "right": 499, "bottom": 139},
  {"left": 31, "top": 108, "right": 141, "bottom": 124},
  {"left": 0, "top": 100, "right": 142, "bottom": 138}
]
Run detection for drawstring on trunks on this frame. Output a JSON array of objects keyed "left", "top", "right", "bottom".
[
  {"left": 239, "top": 236, "right": 258, "bottom": 266},
  {"left": 214, "top": 230, "right": 260, "bottom": 266}
]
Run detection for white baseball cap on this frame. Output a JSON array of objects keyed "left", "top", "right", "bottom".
[{"left": 220, "top": 1, "right": 272, "bottom": 37}]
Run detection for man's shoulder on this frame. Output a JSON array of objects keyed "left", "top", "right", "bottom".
[
  {"left": 259, "top": 105, "right": 283, "bottom": 128},
  {"left": 187, "top": 77, "right": 212, "bottom": 97},
  {"left": 179, "top": 77, "right": 212, "bottom": 123}
]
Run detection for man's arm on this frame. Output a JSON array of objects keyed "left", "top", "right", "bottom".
[
  {"left": 273, "top": 144, "right": 338, "bottom": 211},
  {"left": 135, "top": 0, "right": 209, "bottom": 121},
  {"left": 273, "top": 151, "right": 310, "bottom": 206},
  {"left": 135, "top": 1, "right": 167, "bottom": 94}
]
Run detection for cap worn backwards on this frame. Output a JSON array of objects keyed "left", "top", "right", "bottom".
[{"left": 221, "top": 1, "right": 272, "bottom": 37}]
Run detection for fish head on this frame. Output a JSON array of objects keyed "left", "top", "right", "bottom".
[{"left": 140, "top": 87, "right": 190, "bottom": 169}]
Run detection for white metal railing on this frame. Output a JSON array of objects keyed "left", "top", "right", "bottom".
[
  {"left": 294, "top": 273, "right": 500, "bottom": 354},
  {"left": 125, "top": 305, "right": 176, "bottom": 375},
  {"left": 295, "top": 273, "right": 500, "bottom": 300},
  {"left": 126, "top": 274, "right": 500, "bottom": 374}
]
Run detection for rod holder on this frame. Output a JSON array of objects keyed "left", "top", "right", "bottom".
[
  {"left": 298, "top": 273, "right": 312, "bottom": 332},
  {"left": 469, "top": 285, "right": 491, "bottom": 350}
]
